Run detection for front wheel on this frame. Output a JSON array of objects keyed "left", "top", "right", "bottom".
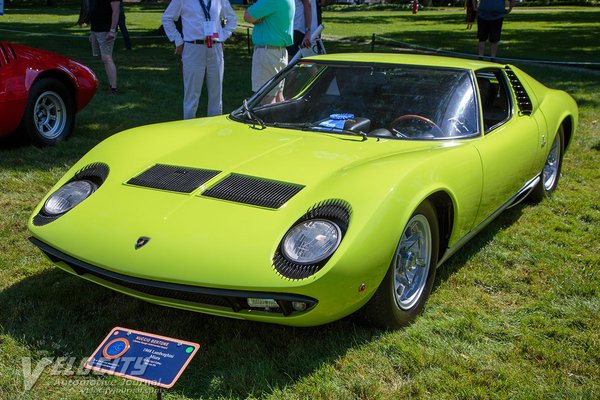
[
  {"left": 529, "top": 125, "right": 564, "bottom": 203},
  {"left": 362, "top": 200, "right": 440, "bottom": 329},
  {"left": 22, "top": 78, "right": 75, "bottom": 146}
]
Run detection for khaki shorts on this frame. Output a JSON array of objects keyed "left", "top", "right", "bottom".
[
  {"left": 90, "top": 31, "right": 116, "bottom": 58},
  {"left": 251, "top": 47, "right": 288, "bottom": 94}
]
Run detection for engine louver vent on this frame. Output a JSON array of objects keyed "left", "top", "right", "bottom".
[
  {"left": 0, "top": 43, "right": 16, "bottom": 66},
  {"left": 202, "top": 174, "right": 304, "bottom": 209},
  {"left": 127, "top": 164, "right": 220, "bottom": 193},
  {"left": 505, "top": 67, "right": 533, "bottom": 116}
]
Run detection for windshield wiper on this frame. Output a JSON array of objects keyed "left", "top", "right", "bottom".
[
  {"left": 241, "top": 99, "right": 266, "bottom": 129},
  {"left": 270, "top": 121, "right": 368, "bottom": 141},
  {"left": 309, "top": 125, "right": 368, "bottom": 141}
]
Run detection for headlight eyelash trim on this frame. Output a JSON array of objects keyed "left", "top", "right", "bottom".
[
  {"left": 273, "top": 199, "right": 352, "bottom": 280},
  {"left": 32, "top": 162, "right": 109, "bottom": 226}
]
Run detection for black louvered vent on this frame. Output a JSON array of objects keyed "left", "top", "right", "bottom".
[
  {"left": 127, "top": 164, "right": 220, "bottom": 193},
  {"left": 202, "top": 174, "right": 304, "bottom": 209},
  {"left": 0, "top": 43, "right": 16, "bottom": 67},
  {"left": 505, "top": 67, "right": 533, "bottom": 116}
]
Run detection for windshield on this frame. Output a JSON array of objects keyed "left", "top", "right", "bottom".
[{"left": 232, "top": 61, "right": 479, "bottom": 140}]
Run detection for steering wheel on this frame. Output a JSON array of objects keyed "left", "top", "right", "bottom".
[{"left": 390, "top": 114, "right": 444, "bottom": 138}]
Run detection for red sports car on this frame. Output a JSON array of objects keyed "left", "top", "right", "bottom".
[{"left": 0, "top": 42, "right": 98, "bottom": 145}]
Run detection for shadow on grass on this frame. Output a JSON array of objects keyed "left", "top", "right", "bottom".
[
  {"left": 0, "top": 266, "right": 382, "bottom": 398},
  {"left": 435, "top": 203, "right": 525, "bottom": 289},
  {"left": 0, "top": 202, "right": 528, "bottom": 398}
]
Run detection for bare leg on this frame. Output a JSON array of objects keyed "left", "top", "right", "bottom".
[
  {"left": 478, "top": 41, "right": 486, "bottom": 57},
  {"left": 490, "top": 42, "right": 499, "bottom": 58},
  {"left": 102, "top": 54, "right": 117, "bottom": 89}
]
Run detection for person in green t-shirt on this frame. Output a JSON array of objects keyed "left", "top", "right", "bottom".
[{"left": 244, "top": 0, "right": 294, "bottom": 103}]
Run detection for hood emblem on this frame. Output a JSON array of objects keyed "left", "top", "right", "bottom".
[{"left": 135, "top": 237, "right": 151, "bottom": 250}]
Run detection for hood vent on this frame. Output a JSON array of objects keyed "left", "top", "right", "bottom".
[
  {"left": 202, "top": 174, "right": 304, "bottom": 209},
  {"left": 0, "top": 43, "right": 17, "bottom": 67},
  {"left": 127, "top": 164, "right": 220, "bottom": 193}
]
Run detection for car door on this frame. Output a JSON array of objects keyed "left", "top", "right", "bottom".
[{"left": 472, "top": 68, "right": 540, "bottom": 225}]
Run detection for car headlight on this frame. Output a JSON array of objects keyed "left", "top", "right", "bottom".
[
  {"left": 43, "top": 180, "right": 96, "bottom": 216},
  {"left": 281, "top": 219, "right": 342, "bottom": 265}
]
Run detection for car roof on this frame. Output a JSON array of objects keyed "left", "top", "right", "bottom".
[{"left": 304, "top": 52, "right": 501, "bottom": 71}]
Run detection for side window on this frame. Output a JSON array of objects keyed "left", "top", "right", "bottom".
[{"left": 476, "top": 69, "right": 512, "bottom": 133}]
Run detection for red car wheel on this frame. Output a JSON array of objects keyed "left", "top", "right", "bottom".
[{"left": 23, "top": 78, "right": 75, "bottom": 145}]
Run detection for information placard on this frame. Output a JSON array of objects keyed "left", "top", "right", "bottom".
[{"left": 85, "top": 327, "right": 199, "bottom": 389}]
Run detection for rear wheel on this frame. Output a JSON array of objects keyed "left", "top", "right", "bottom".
[
  {"left": 22, "top": 78, "right": 75, "bottom": 146},
  {"left": 363, "top": 200, "right": 439, "bottom": 329},
  {"left": 529, "top": 125, "right": 564, "bottom": 202}
]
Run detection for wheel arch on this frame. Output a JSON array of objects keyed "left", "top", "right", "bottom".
[
  {"left": 425, "top": 190, "right": 455, "bottom": 261},
  {"left": 31, "top": 69, "right": 77, "bottom": 107},
  {"left": 561, "top": 115, "right": 574, "bottom": 152}
]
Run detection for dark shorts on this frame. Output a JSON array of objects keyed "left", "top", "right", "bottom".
[
  {"left": 477, "top": 17, "right": 504, "bottom": 43},
  {"left": 286, "top": 30, "right": 306, "bottom": 60}
]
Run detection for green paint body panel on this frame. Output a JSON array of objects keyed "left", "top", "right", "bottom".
[{"left": 28, "top": 54, "right": 578, "bottom": 327}]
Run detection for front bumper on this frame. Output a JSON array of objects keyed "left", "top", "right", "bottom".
[{"left": 30, "top": 237, "right": 324, "bottom": 325}]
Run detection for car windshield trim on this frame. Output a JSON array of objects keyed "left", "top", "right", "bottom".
[{"left": 230, "top": 60, "right": 481, "bottom": 141}]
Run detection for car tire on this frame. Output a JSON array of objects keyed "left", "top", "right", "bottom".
[
  {"left": 362, "top": 200, "right": 439, "bottom": 329},
  {"left": 529, "top": 125, "right": 565, "bottom": 203},
  {"left": 22, "top": 78, "right": 75, "bottom": 146}
]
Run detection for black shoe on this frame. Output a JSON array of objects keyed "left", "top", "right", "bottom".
[{"left": 108, "top": 87, "right": 118, "bottom": 95}]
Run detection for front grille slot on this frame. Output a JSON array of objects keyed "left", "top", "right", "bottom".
[
  {"left": 202, "top": 174, "right": 304, "bottom": 209},
  {"left": 127, "top": 164, "right": 220, "bottom": 193}
]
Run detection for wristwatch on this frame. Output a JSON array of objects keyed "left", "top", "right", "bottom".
[{"left": 110, "top": 28, "right": 116, "bottom": 33}]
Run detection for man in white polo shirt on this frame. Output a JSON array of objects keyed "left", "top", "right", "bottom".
[{"left": 162, "top": 0, "right": 237, "bottom": 119}]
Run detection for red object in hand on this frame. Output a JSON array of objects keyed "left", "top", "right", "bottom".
[{"left": 206, "top": 35, "right": 213, "bottom": 49}]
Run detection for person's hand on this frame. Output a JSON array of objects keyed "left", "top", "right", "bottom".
[
  {"left": 301, "top": 32, "right": 311, "bottom": 48},
  {"left": 107, "top": 31, "right": 116, "bottom": 41},
  {"left": 174, "top": 44, "right": 183, "bottom": 55}
]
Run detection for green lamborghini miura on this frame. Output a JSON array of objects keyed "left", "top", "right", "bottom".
[{"left": 28, "top": 54, "right": 577, "bottom": 329}]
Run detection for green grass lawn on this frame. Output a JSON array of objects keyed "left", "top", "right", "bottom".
[{"left": 1, "top": 5, "right": 599, "bottom": 399}]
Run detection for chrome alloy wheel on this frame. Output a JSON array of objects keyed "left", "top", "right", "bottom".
[
  {"left": 393, "top": 214, "right": 432, "bottom": 310},
  {"left": 33, "top": 91, "right": 67, "bottom": 140},
  {"left": 542, "top": 134, "right": 561, "bottom": 191}
]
